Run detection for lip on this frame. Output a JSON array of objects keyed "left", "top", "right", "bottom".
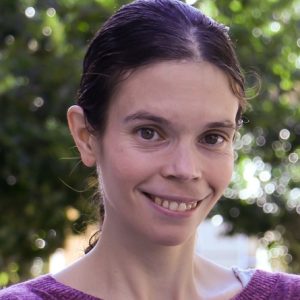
[{"left": 140, "top": 190, "right": 211, "bottom": 218}]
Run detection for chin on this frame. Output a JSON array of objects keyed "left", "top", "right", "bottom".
[{"left": 149, "top": 230, "right": 195, "bottom": 247}]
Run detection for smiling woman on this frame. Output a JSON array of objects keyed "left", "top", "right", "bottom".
[
  {"left": 1, "top": 0, "right": 299, "bottom": 299},
  {"left": 86, "top": 61, "right": 238, "bottom": 249}
]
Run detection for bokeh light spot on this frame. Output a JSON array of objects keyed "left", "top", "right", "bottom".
[{"left": 25, "top": 7, "right": 35, "bottom": 18}]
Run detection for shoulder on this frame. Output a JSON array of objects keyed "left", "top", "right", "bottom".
[
  {"left": 0, "top": 283, "right": 29, "bottom": 300},
  {"left": 0, "top": 275, "right": 51, "bottom": 300},
  {"left": 274, "top": 271, "right": 300, "bottom": 298},
  {"left": 235, "top": 269, "right": 300, "bottom": 300},
  {"left": 0, "top": 274, "right": 101, "bottom": 300}
]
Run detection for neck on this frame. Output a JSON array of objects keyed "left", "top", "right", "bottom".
[
  {"left": 54, "top": 218, "right": 243, "bottom": 300},
  {"left": 86, "top": 219, "right": 199, "bottom": 300}
]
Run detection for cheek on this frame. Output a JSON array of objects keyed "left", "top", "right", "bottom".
[
  {"left": 209, "top": 154, "right": 234, "bottom": 190},
  {"left": 99, "top": 144, "right": 151, "bottom": 190},
  {"left": 222, "top": 161, "right": 234, "bottom": 188}
]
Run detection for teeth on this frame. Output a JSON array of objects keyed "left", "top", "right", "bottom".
[
  {"left": 169, "top": 201, "right": 178, "bottom": 211},
  {"left": 162, "top": 200, "right": 169, "bottom": 208},
  {"left": 155, "top": 197, "right": 162, "bottom": 206},
  {"left": 153, "top": 196, "right": 198, "bottom": 212},
  {"left": 178, "top": 203, "right": 187, "bottom": 211}
]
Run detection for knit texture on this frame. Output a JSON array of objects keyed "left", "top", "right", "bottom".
[
  {"left": 0, "top": 275, "right": 102, "bottom": 300},
  {"left": 0, "top": 269, "right": 299, "bottom": 299},
  {"left": 233, "top": 270, "right": 300, "bottom": 299}
]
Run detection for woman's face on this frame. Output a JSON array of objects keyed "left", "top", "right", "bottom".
[{"left": 96, "top": 61, "right": 239, "bottom": 246}]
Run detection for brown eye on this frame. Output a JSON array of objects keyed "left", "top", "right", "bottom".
[
  {"left": 138, "top": 128, "right": 159, "bottom": 140},
  {"left": 203, "top": 134, "right": 224, "bottom": 145}
]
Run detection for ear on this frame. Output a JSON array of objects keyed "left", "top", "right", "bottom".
[{"left": 67, "top": 105, "right": 97, "bottom": 167}]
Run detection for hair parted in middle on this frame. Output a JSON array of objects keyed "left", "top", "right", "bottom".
[{"left": 77, "top": 0, "right": 246, "bottom": 137}]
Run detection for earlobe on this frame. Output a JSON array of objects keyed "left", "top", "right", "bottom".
[{"left": 67, "top": 105, "right": 96, "bottom": 167}]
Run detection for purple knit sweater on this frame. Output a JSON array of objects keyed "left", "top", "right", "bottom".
[{"left": 0, "top": 270, "right": 299, "bottom": 299}]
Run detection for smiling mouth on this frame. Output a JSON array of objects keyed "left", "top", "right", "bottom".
[{"left": 143, "top": 192, "right": 200, "bottom": 212}]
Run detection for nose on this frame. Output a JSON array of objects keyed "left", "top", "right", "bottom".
[{"left": 160, "top": 143, "right": 202, "bottom": 181}]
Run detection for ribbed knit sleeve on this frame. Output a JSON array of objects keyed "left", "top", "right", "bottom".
[
  {"left": 0, "top": 275, "right": 103, "bottom": 300},
  {"left": 232, "top": 269, "right": 300, "bottom": 300},
  {"left": 275, "top": 272, "right": 300, "bottom": 299}
]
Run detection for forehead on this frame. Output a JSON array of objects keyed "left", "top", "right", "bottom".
[{"left": 109, "top": 60, "right": 239, "bottom": 124}]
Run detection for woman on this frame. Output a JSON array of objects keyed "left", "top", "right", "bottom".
[{"left": 1, "top": 0, "right": 299, "bottom": 299}]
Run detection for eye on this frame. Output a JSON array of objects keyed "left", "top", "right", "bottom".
[
  {"left": 202, "top": 133, "right": 225, "bottom": 145},
  {"left": 137, "top": 127, "right": 161, "bottom": 141}
]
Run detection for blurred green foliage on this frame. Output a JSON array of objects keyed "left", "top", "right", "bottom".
[
  {"left": 0, "top": 0, "right": 299, "bottom": 287},
  {"left": 202, "top": 0, "right": 300, "bottom": 274}
]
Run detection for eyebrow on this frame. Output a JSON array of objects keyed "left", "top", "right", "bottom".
[
  {"left": 123, "top": 110, "right": 237, "bottom": 130},
  {"left": 123, "top": 111, "right": 171, "bottom": 126},
  {"left": 204, "top": 121, "right": 237, "bottom": 130}
]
